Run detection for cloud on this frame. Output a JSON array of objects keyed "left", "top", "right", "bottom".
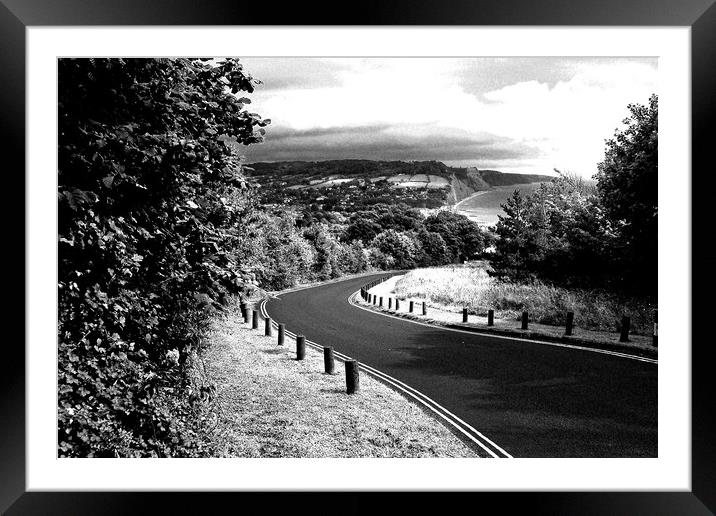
[
  {"left": 239, "top": 57, "right": 657, "bottom": 176},
  {"left": 243, "top": 123, "right": 539, "bottom": 163},
  {"left": 239, "top": 57, "right": 350, "bottom": 91}
]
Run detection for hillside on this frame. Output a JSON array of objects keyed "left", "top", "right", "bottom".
[{"left": 245, "top": 160, "right": 553, "bottom": 213}]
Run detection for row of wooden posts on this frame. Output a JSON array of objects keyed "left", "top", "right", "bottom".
[
  {"left": 360, "top": 277, "right": 656, "bottom": 346},
  {"left": 240, "top": 302, "right": 360, "bottom": 394}
]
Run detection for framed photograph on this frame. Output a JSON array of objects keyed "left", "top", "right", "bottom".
[{"left": 5, "top": 0, "right": 713, "bottom": 513}]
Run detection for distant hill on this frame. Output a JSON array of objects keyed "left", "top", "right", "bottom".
[
  {"left": 245, "top": 159, "right": 554, "bottom": 213},
  {"left": 247, "top": 160, "right": 553, "bottom": 187},
  {"left": 247, "top": 159, "right": 450, "bottom": 179},
  {"left": 474, "top": 169, "right": 555, "bottom": 186}
]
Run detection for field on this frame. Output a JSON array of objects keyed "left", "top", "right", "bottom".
[
  {"left": 454, "top": 183, "right": 548, "bottom": 226},
  {"left": 392, "top": 264, "right": 656, "bottom": 335}
]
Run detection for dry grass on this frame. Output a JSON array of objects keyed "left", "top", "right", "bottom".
[
  {"left": 391, "top": 264, "right": 656, "bottom": 336},
  {"left": 199, "top": 299, "right": 477, "bottom": 458}
]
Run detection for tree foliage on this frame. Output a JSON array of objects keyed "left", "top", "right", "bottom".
[
  {"left": 490, "top": 175, "right": 616, "bottom": 287},
  {"left": 423, "top": 210, "right": 489, "bottom": 263},
  {"left": 490, "top": 95, "right": 657, "bottom": 295},
  {"left": 595, "top": 94, "right": 658, "bottom": 293},
  {"left": 370, "top": 230, "right": 421, "bottom": 269},
  {"left": 58, "top": 58, "right": 268, "bottom": 456}
]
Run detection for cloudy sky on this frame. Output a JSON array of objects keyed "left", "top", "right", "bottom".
[{"left": 237, "top": 57, "right": 657, "bottom": 178}]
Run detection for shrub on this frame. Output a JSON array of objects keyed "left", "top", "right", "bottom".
[
  {"left": 58, "top": 58, "right": 267, "bottom": 456},
  {"left": 370, "top": 230, "right": 421, "bottom": 269}
]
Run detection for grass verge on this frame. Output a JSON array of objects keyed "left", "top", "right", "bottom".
[
  {"left": 391, "top": 264, "right": 656, "bottom": 335},
  {"left": 199, "top": 299, "right": 478, "bottom": 457},
  {"left": 364, "top": 271, "right": 656, "bottom": 358}
]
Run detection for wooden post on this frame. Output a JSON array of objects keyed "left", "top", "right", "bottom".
[
  {"left": 264, "top": 317, "right": 272, "bottom": 336},
  {"left": 395, "top": 299, "right": 400, "bottom": 311},
  {"left": 462, "top": 308, "right": 468, "bottom": 323},
  {"left": 422, "top": 301, "right": 427, "bottom": 316},
  {"left": 296, "top": 335, "right": 306, "bottom": 360},
  {"left": 521, "top": 311, "right": 528, "bottom": 330},
  {"left": 409, "top": 301, "right": 414, "bottom": 313},
  {"left": 252, "top": 310, "right": 259, "bottom": 329},
  {"left": 324, "top": 347, "right": 335, "bottom": 374},
  {"left": 345, "top": 360, "right": 360, "bottom": 394},
  {"left": 565, "top": 311, "right": 574, "bottom": 336},
  {"left": 621, "top": 315, "right": 631, "bottom": 341},
  {"left": 278, "top": 323, "right": 285, "bottom": 345},
  {"left": 619, "top": 316, "right": 631, "bottom": 342},
  {"left": 240, "top": 302, "right": 247, "bottom": 320},
  {"left": 243, "top": 306, "right": 250, "bottom": 324}
]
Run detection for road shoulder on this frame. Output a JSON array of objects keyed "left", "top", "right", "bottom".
[{"left": 361, "top": 276, "right": 658, "bottom": 361}]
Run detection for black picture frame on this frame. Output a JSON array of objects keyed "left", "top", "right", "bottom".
[{"left": 3, "top": 0, "right": 713, "bottom": 513}]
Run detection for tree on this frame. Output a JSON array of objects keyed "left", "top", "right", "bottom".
[
  {"left": 416, "top": 229, "right": 450, "bottom": 266},
  {"left": 595, "top": 94, "right": 657, "bottom": 294},
  {"left": 58, "top": 58, "right": 267, "bottom": 456},
  {"left": 489, "top": 176, "right": 618, "bottom": 287},
  {"left": 424, "top": 211, "right": 488, "bottom": 263},
  {"left": 234, "top": 211, "right": 316, "bottom": 290},
  {"left": 489, "top": 190, "right": 540, "bottom": 281},
  {"left": 370, "top": 230, "right": 421, "bottom": 269},
  {"left": 344, "top": 217, "right": 382, "bottom": 244}
]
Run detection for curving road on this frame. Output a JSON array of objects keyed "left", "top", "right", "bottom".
[{"left": 265, "top": 273, "right": 657, "bottom": 457}]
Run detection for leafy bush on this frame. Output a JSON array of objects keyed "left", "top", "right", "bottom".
[
  {"left": 370, "top": 230, "right": 422, "bottom": 269},
  {"left": 58, "top": 58, "right": 267, "bottom": 456},
  {"left": 424, "top": 210, "right": 489, "bottom": 262},
  {"left": 233, "top": 211, "right": 318, "bottom": 290}
]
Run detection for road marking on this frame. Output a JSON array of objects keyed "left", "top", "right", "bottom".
[
  {"left": 349, "top": 291, "right": 658, "bottom": 365},
  {"left": 259, "top": 298, "right": 511, "bottom": 458}
]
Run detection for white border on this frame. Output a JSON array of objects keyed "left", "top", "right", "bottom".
[{"left": 27, "top": 26, "right": 691, "bottom": 491}]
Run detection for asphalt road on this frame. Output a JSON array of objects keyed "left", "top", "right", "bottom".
[{"left": 265, "top": 273, "right": 658, "bottom": 457}]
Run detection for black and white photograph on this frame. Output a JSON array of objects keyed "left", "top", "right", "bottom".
[
  {"left": 3, "top": 0, "right": 712, "bottom": 508},
  {"left": 57, "top": 55, "right": 659, "bottom": 460}
]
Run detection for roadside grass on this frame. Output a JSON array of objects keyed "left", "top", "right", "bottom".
[
  {"left": 199, "top": 299, "right": 478, "bottom": 458},
  {"left": 391, "top": 264, "right": 656, "bottom": 336}
]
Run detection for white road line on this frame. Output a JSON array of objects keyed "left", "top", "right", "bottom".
[
  {"left": 350, "top": 291, "right": 658, "bottom": 365},
  {"left": 259, "top": 298, "right": 511, "bottom": 458}
]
